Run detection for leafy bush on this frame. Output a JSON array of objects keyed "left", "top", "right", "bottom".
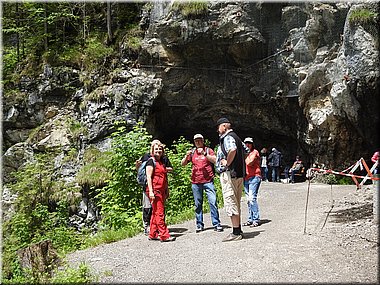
[
  {"left": 82, "top": 34, "right": 114, "bottom": 71},
  {"left": 2, "top": 47, "right": 19, "bottom": 84},
  {"left": 165, "top": 137, "right": 198, "bottom": 217},
  {"left": 51, "top": 262, "right": 95, "bottom": 283},
  {"left": 95, "top": 124, "right": 214, "bottom": 230},
  {"left": 95, "top": 123, "right": 153, "bottom": 229},
  {"left": 1, "top": 153, "right": 84, "bottom": 282}
]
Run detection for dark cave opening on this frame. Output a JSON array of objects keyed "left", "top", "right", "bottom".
[{"left": 145, "top": 95, "right": 312, "bottom": 169}]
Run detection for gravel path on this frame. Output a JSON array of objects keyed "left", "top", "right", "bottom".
[{"left": 66, "top": 182, "right": 378, "bottom": 283}]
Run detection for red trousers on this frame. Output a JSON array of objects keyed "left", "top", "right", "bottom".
[{"left": 149, "top": 189, "right": 170, "bottom": 241}]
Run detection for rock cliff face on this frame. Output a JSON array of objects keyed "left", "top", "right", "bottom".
[
  {"left": 138, "top": 1, "right": 379, "bottom": 167},
  {"left": 2, "top": 2, "right": 379, "bottom": 216}
]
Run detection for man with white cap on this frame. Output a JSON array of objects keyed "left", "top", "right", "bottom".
[
  {"left": 181, "top": 133, "right": 223, "bottom": 233},
  {"left": 243, "top": 137, "right": 261, "bottom": 227},
  {"left": 215, "top": 117, "right": 249, "bottom": 242}
]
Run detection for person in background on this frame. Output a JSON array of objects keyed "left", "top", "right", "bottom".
[
  {"left": 135, "top": 139, "right": 172, "bottom": 235},
  {"left": 371, "top": 150, "right": 379, "bottom": 175},
  {"left": 215, "top": 117, "right": 249, "bottom": 242},
  {"left": 288, "top": 155, "right": 303, "bottom": 183},
  {"left": 181, "top": 133, "right": 223, "bottom": 233},
  {"left": 268, "top": 147, "right": 282, "bottom": 182},
  {"left": 260, "top": 147, "right": 269, "bottom": 182},
  {"left": 146, "top": 141, "right": 176, "bottom": 242},
  {"left": 243, "top": 137, "right": 262, "bottom": 227}
]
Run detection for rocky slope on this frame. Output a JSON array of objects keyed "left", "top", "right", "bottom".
[{"left": 2, "top": 2, "right": 379, "bottom": 223}]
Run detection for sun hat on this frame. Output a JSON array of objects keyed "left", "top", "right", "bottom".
[{"left": 244, "top": 137, "right": 254, "bottom": 144}]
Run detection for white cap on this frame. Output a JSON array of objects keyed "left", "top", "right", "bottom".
[
  {"left": 193, "top": 134, "right": 204, "bottom": 140},
  {"left": 244, "top": 137, "right": 254, "bottom": 144},
  {"left": 272, "top": 148, "right": 276, "bottom": 151}
]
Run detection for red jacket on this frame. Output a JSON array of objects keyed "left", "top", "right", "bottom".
[
  {"left": 245, "top": 149, "right": 261, "bottom": 180},
  {"left": 371, "top": 151, "right": 379, "bottom": 164}
]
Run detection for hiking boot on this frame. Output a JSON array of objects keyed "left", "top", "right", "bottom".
[
  {"left": 195, "top": 226, "right": 204, "bottom": 233},
  {"left": 161, "top": 236, "right": 176, "bottom": 242},
  {"left": 222, "top": 233, "right": 243, "bottom": 242},
  {"left": 148, "top": 237, "right": 159, "bottom": 241},
  {"left": 214, "top": 225, "right": 224, "bottom": 232}
]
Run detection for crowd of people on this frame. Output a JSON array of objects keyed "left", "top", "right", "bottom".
[
  {"left": 136, "top": 118, "right": 379, "bottom": 242},
  {"left": 134, "top": 117, "right": 290, "bottom": 242}
]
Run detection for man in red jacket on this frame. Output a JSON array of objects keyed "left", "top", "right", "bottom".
[{"left": 181, "top": 134, "right": 223, "bottom": 233}]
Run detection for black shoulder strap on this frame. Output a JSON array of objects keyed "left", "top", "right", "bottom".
[{"left": 220, "top": 137, "right": 228, "bottom": 157}]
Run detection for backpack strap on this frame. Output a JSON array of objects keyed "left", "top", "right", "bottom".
[{"left": 148, "top": 156, "right": 156, "bottom": 168}]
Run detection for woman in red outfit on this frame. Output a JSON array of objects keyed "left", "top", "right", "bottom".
[{"left": 146, "top": 142, "right": 176, "bottom": 242}]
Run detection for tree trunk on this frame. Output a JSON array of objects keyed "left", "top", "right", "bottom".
[
  {"left": 16, "top": 3, "right": 20, "bottom": 62},
  {"left": 106, "top": 1, "right": 113, "bottom": 44},
  {"left": 44, "top": 3, "right": 48, "bottom": 51},
  {"left": 17, "top": 240, "right": 61, "bottom": 277}
]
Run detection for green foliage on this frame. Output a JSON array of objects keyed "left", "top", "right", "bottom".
[
  {"left": 165, "top": 137, "right": 196, "bottom": 217},
  {"left": 335, "top": 176, "right": 355, "bottom": 185},
  {"left": 95, "top": 123, "right": 152, "bottom": 229},
  {"left": 82, "top": 216, "right": 141, "bottom": 249},
  {"left": 2, "top": 47, "right": 19, "bottom": 84},
  {"left": 123, "top": 24, "right": 144, "bottom": 51},
  {"left": 321, "top": 174, "right": 338, "bottom": 185},
  {"left": 82, "top": 34, "right": 114, "bottom": 71},
  {"left": 349, "top": 8, "right": 378, "bottom": 25},
  {"left": 56, "top": 44, "right": 83, "bottom": 67},
  {"left": 171, "top": 1, "right": 208, "bottom": 17},
  {"left": 51, "top": 262, "right": 95, "bottom": 283},
  {"left": 2, "top": 153, "right": 83, "bottom": 281},
  {"left": 76, "top": 147, "right": 111, "bottom": 187},
  {"left": 2, "top": 2, "right": 143, "bottom": 90},
  {"left": 319, "top": 174, "right": 356, "bottom": 185},
  {"left": 66, "top": 117, "right": 88, "bottom": 143}
]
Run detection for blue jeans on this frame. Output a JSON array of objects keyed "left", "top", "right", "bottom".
[
  {"left": 244, "top": 176, "right": 261, "bottom": 223},
  {"left": 191, "top": 182, "right": 221, "bottom": 229},
  {"left": 271, "top": 166, "right": 280, "bottom": 182},
  {"left": 290, "top": 168, "right": 299, "bottom": 182},
  {"left": 260, "top": 166, "right": 268, "bottom": 181}
]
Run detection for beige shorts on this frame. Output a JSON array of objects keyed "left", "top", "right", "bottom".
[{"left": 220, "top": 171, "right": 243, "bottom": 216}]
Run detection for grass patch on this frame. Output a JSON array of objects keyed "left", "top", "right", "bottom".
[
  {"left": 349, "top": 8, "right": 378, "bottom": 25},
  {"left": 171, "top": 1, "right": 208, "bottom": 17}
]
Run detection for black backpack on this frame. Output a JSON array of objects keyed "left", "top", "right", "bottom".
[{"left": 136, "top": 157, "right": 156, "bottom": 186}]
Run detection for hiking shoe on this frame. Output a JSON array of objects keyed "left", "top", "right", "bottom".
[
  {"left": 214, "top": 225, "right": 224, "bottom": 232},
  {"left": 195, "top": 227, "right": 204, "bottom": 233},
  {"left": 222, "top": 233, "right": 243, "bottom": 242},
  {"left": 148, "top": 237, "right": 159, "bottom": 241},
  {"left": 161, "top": 236, "right": 176, "bottom": 242}
]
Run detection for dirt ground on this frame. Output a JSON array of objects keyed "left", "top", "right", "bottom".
[{"left": 67, "top": 181, "right": 378, "bottom": 283}]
